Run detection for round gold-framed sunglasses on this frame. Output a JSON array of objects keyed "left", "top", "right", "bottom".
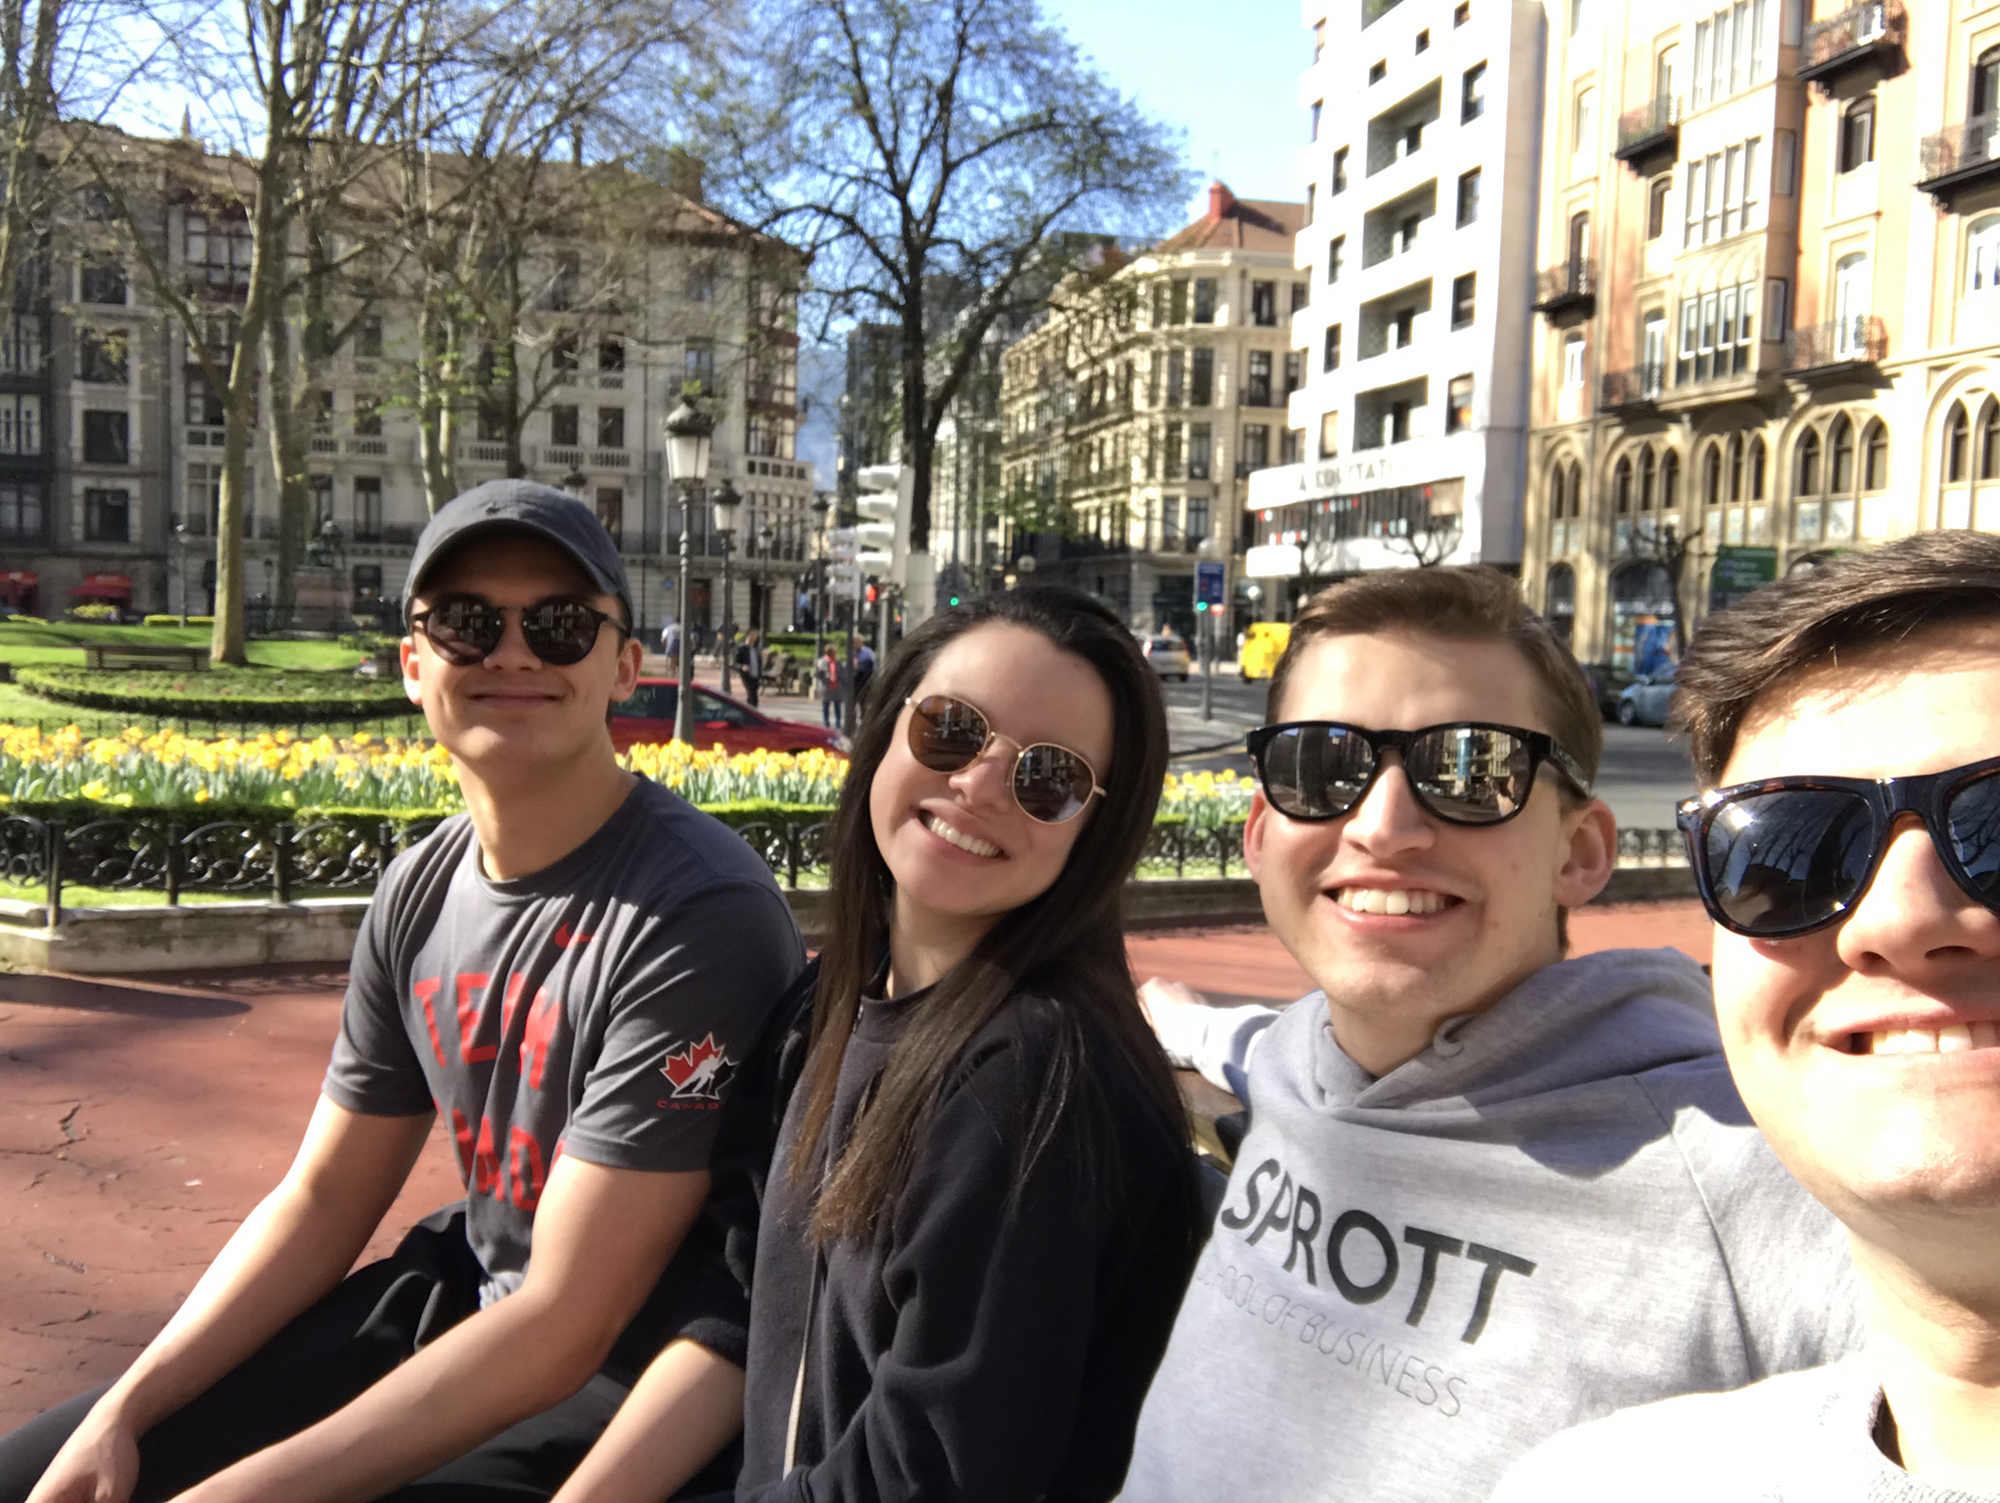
[{"left": 902, "top": 693, "right": 1105, "bottom": 824}]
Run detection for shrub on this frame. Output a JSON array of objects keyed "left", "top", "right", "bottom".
[
  {"left": 16, "top": 664, "right": 413, "bottom": 723},
  {"left": 1, "top": 614, "right": 46, "bottom": 624},
  {"left": 66, "top": 603, "right": 119, "bottom": 622},
  {"left": 140, "top": 614, "right": 214, "bottom": 627}
]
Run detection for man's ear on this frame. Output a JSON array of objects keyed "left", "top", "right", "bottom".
[
  {"left": 1243, "top": 787, "right": 1272, "bottom": 884},
  {"left": 613, "top": 631, "right": 643, "bottom": 699},
  {"left": 1553, "top": 797, "right": 1618, "bottom": 909},
  {"left": 399, "top": 634, "right": 423, "bottom": 707}
]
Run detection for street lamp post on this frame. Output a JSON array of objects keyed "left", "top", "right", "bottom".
[
  {"left": 712, "top": 478, "right": 742, "bottom": 695},
  {"left": 1198, "top": 535, "right": 1218, "bottom": 722},
  {"left": 810, "top": 493, "right": 831, "bottom": 662},
  {"left": 174, "top": 523, "right": 190, "bottom": 626},
  {"left": 663, "top": 396, "right": 714, "bottom": 747}
]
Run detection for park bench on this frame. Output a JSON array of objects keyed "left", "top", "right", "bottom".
[{"left": 82, "top": 642, "right": 211, "bottom": 672}]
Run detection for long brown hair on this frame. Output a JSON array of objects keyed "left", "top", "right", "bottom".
[{"left": 790, "top": 587, "right": 1184, "bottom": 1244}]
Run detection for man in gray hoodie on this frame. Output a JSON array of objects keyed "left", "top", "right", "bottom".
[
  {"left": 1491, "top": 531, "right": 2000, "bottom": 1502},
  {"left": 1119, "top": 567, "right": 1860, "bottom": 1503}
]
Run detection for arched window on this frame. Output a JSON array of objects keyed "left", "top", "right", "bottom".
[
  {"left": 1568, "top": 212, "right": 1591, "bottom": 276},
  {"left": 1639, "top": 446, "right": 1657, "bottom": 511},
  {"left": 1797, "top": 428, "right": 1822, "bottom": 495},
  {"left": 1981, "top": 406, "right": 2000, "bottom": 482},
  {"left": 1862, "top": 421, "right": 1888, "bottom": 491},
  {"left": 1947, "top": 401, "right": 1971, "bottom": 483},
  {"left": 1838, "top": 97, "right": 1876, "bottom": 174},
  {"left": 1614, "top": 455, "right": 1633, "bottom": 513},
  {"left": 1728, "top": 435, "right": 1745, "bottom": 503},
  {"left": 1829, "top": 415, "right": 1854, "bottom": 493},
  {"left": 1967, "top": 215, "right": 2000, "bottom": 295},
  {"left": 1660, "top": 450, "right": 1680, "bottom": 510},
  {"left": 1973, "top": 45, "right": 2000, "bottom": 117},
  {"left": 1749, "top": 436, "right": 1767, "bottom": 501},
  {"left": 1701, "top": 443, "right": 1722, "bottom": 508},
  {"left": 1549, "top": 460, "right": 1571, "bottom": 522}
]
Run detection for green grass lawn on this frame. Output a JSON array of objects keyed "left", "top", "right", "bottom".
[{"left": 0, "top": 620, "right": 361, "bottom": 670}]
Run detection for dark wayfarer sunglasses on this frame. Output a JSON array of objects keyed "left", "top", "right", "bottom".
[
  {"left": 408, "top": 595, "right": 629, "bottom": 668},
  {"left": 1677, "top": 756, "right": 2000, "bottom": 939},
  {"left": 903, "top": 693, "right": 1105, "bottom": 825},
  {"left": 1246, "top": 721, "right": 1595, "bottom": 827}
]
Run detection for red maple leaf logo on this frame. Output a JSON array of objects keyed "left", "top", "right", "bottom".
[{"left": 659, "top": 1033, "right": 736, "bottom": 1102}]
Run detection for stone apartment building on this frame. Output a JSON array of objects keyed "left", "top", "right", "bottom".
[
  {"left": 1248, "top": 0, "right": 1546, "bottom": 613},
  {"left": 997, "top": 184, "right": 1308, "bottom": 640},
  {"left": 0, "top": 136, "right": 814, "bottom": 639},
  {"left": 1525, "top": 0, "right": 2000, "bottom": 667}
]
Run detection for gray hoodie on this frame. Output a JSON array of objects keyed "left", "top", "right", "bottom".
[{"left": 1119, "top": 948, "right": 1862, "bottom": 1503}]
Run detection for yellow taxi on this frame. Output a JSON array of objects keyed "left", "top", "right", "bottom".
[{"left": 1238, "top": 620, "right": 1291, "bottom": 681}]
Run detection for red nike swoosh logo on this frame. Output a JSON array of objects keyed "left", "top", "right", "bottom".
[{"left": 554, "top": 921, "right": 596, "bottom": 949}]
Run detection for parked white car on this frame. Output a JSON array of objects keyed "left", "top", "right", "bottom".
[
  {"left": 1617, "top": 665, "right": 1678, "bottom": 726},
  {"left": 1141, "top": 633, "right": 1192, "bottom": 681}
]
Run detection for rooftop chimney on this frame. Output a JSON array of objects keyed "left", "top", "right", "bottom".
[{"left": 1207, "top": 181, "right": 1236, "bottom": 222}]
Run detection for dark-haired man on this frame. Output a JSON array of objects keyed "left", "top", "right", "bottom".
[
  {"left": 1493, "top": 529, "right": 2000, "bottom": 1502},
  {"left": 1120, "top": 567, "right": 1859, "bottom": 1503},
  {"left": 0, "top": 480, "right": 803, "bottom": 1503}
]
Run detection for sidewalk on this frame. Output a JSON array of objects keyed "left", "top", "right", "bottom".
[{"left": 0, "top": 902, "right": 1711, "bottom": 1429}]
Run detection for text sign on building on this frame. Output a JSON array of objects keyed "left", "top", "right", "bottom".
[
  {"left": 1245, "top": 543, "right": 1304, "bottom": 578},
  {"left": 1708, "top": 546, "right": 1778, "bottom": 613},
  {"left": 1195, "top": 559, "right": 1225, "bottom": 610},
  {"left": 1245, "top": 452, "right": 1416, "bottom": 511}
]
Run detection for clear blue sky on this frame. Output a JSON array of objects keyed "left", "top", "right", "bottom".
[{"left": 1043, "top": 0, "right": 1311, "bottom": 219}]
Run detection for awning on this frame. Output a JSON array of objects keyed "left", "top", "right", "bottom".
[
  {"left": 0, "top": 569, "right": 37, "bottom": 587},
  {"left": 69, "top": 572, "right": 132, "bottom": 598}
]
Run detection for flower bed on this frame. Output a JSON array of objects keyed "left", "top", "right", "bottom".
[{"left": 17, "top": 665, "right": 411, "bottom": 723}]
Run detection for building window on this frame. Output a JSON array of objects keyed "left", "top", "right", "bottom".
[
  {"left": 1829, "top": 416, "right": 1854, "bottom": 493},
  {"left": 1247, "top": 349, "right": 1273, "bottom": 405},
  {"left": 1573, "top": 87, "right": 1595, "bottom": 154},
  {"left": 1969, "top": 216, "right": 2000, "bottom": 293},
  {"left": 1451, "top": 273, "right": 1476, "bottom": 329},
  {"left": 1291, "top": 281, "right": 1310, "bottom": 314},
  {"left": 0, "top": 394, "right": 41, "bottom": 455},
  {"left": 1165, "top": 422, "right": 1184, "bottom": 476},
  {"left": 0, "top": 481, "right": 46, "bottom": 541},
  {"left": 82, "top": 410, "right": 129, "bottom": 464},
  {"left": 1981, "top": 407, "right": 2000, "bottom": 481},
  {"left": 78, "top": 329, "right": 128, "bottom": 385},
  {"left": 599, "top": 338, "right": 626, "bottom": 372},
  {"left": 184, "top": 368, "right": 224, "bottom": 427},
  {"left": 1167, "top": 349, "right": 1185, "bottom": 405},
  {"left": 1169, "top": 279, "right": 1189, "bottom": 324},
  {"left": 1324, "top": 323, "right": 1342, "bottom": 371},
  {"left": 598, "top": 407, "right": 625, "bottom": 448},
  {"left": 1188, "top": 423, "right": 1212, "bottom": 480},
  {"left": 1332, "top": 147, "right": 1348, "bottom": 194},
  {"left": 1281, "top": 428, "right": 1302, "bottom": 464},
  {"left": 1242, "top": 423, "right": 1270, "bottom": 470},
  {"left": 80, "top": 259, "right": 127, "bottom": 305},
  {"left": 1838, "top": 97, "right": 1875, "bottom": 174},
  {"left": 1864, "top": 420, "right": 1890, "bottom": 489},
  {"left": 1319, "top": 410, "right": 1339, "bottom": 459},
  {"left": 684, "top": 340, "right": 714, "bottom": 394},
  {"left": 1251, "top": 280, "right": 1278, "bottom": 327},
  {"left": 688, "top": 261, "right": 715, "bottom": 302},
  {"left": 1369, "top": 59, "right": 1387, "bottom": 84},
  {"left": 1, "top": 313, "right": 42, "bottom": 375},
  {"left": 1462, "top": 63, "right": 1487, "bottom": 122},
  {"left": 1193, "top": 278, "right": 1217, "bottom": 325},
  {"left": 595, "top": 486, "right": 624, "bottom": 545},
  {"left": 1311, "top": 100, "right": 1322, "bottom": 140},
  {"left": 1456, "top": 168, "right": 1481, "bottom": 226},
  {"left": 1415, "top": 28, "right": 1430, "bottom": 52},
  {"left": 1393, "top": 307, "right": 1415, "bottom": 347},
  {"left": 1284, "top": 351, "right": 1303, "bottom": 395},
  {"left": 353, "top": 563, "right": 383, "bottom": 602},
  {"left": 1187, "top": 495, "right": 1210, "bottom": 543},
  {"left": 1328, "top": 235, "right": 1345, "bottom": 282},
  {"left": 1562, "top": 334, "right": 1585, "bottom": 389},
  {"left": 1313, "top": 18, "right": 1325, "bottom": 60},
  {"left": 1684, "top": 138, "right": 1763, "bottom": 247},
  {"left": 1647, "top": 177, "right": 1670, "bottom": 240},
  {"left": 353, "top": 476, "right": 383, "bottom": 539},
  {"left": 357, "top": 315, "right": 383, "bottom": 359},
  {"left": 1446, "top": 375, "right": 1473, "bottom": 434},
  {"left": 1946, "top": 402, "right": 1970, "bottom": 484},
  {"left": 1454, "top": 0, "right": 1469, "bottom": 21},
  {"left": 184, "top": 212, "right": 251, "bottom": 294},
  {"left": 1191, "top": 348, "right": 1214, "bottom": 406},
  {"left": 353, "top": 394, "right": 382, "bottom": 437},
  {"left": 1390, "top": 400, "right": 1413, "bottom": 443},
  {"left": 551, "top": 404, "right": 580, "bottom": 447},
  {"left": 84, "top": 488, "right": 129, "bottom": 543},
  {"left": 1307, "top": 183, "right": 1317, "bottom": 222},
  {"left": 1775, "top": 128, "right": 1798, "bottom": 195},
  {"left": 1398, "top": 213, "right": 1420, "bottom": 253}
]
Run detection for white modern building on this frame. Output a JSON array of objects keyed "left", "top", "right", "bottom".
[{"left": 1246, "top": 0, "right": 1548, "bottom": 609}]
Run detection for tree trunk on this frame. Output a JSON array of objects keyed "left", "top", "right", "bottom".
[
  {"left": 900, "top": 317, "right": 931, "bottom": 551},
  {"left": 263, "top": 307, "right": 312, "bottom": 625}
]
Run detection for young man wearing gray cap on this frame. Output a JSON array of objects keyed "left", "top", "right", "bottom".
[{"left": 0, "top": 480, "right": 805, "bottom": 1503}]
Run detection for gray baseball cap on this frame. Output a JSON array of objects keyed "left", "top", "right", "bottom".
[{"left": 405, "top": 479, "right": 631, "bottom": 626}]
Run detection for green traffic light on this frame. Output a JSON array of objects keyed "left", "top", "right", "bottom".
[{"left": 948, "top": 596, "right": 960, "bottom": 605}]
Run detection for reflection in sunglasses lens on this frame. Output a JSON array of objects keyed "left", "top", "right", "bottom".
[
  {"left": 1706, "top": 788, "right": 1875, "bottom": 935},
  {"left": 1262, "top": 726, "right": 1373, "bottom": 817},
  {"left": 911, "top": 696, "right": 989, "bottom": 772},
  {"left": 1014, "top": 744, "right": 1089, "bottom": 823},
  {"left": 1948, "top": 769, "right": 2000, "bottom": 903},
  {"left": 1408, "top": 727, "right": 1530, "bottom": 824}
]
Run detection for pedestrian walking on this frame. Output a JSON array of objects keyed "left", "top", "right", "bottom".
[
  {"left": 736, "top": 627, "right": 763, "bottom": 707},
  {"left": 658, "top": 617, "right": 680, "bottom": 665},
  {"left": 850, "top": 633, "right": 876, "bottom": 722},
  {"left": 814, "top": 645, "right": 841, "bottom": 729}
]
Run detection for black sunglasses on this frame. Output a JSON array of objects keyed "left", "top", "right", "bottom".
[
  {"left": 1677, "top": 756, "right": 2000, "bottom": 939},
  {"left": 408, "top": 596, "right": 627, "bottom": 668},
  {"left": 903, "top": 693, "right": 1105, "bottom": 824},
  {"left": 1246, "top": 720, "right": 1595, "bottom": 827}
]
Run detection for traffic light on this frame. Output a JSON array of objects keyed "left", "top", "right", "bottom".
[
  {"left": 948, "top": 595, "right": 960, "bottom": 606},
  {"left": 865, "top": 583, "right": 879, "bottom": 605},
  {"left": 1194, "top": 601, "right": 1209, "bottom": 613}
]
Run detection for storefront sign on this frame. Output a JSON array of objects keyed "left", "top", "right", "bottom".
[{"left": 1708, "top": 546, "right": 1778, "bottom": 613}]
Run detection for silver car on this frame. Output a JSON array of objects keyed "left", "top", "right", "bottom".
[
  {"left": 1142, "top": 634, "right": 1192, "bottom": 681},
  {"left": 1616, "top": 664, "right": 1678, "bottom": 726}
]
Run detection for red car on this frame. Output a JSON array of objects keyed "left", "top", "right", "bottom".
[{"left": 609, "top": 677, "right": 847, "bottom": 755}]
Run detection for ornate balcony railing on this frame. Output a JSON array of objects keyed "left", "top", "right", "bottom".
[
  {"left": 1614, "top": 95, "right": 1681, "bottom": 165},
  {"left": 1532, "top": 260, "right": 1595, "bottom": 318},
  {"left": 1601, "top": 364, "right": 1667, "bottom": 410},
  {"left": 1784, "top": 315, "right": 1886, "bottom": 375},
  {"left": 1798, "top": 0, "right": 1905, "bottom": 91},
  {"left": 1919, "top": 113, "right": 2000, "bottom": 208}
]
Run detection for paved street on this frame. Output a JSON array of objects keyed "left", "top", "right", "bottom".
[{"left": 0, "top": 902, "right": 1713, "bottom": 1431}]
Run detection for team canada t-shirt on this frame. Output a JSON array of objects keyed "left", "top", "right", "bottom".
[{"left": 323, "top": 775, "right": 805, "bottom": 1305}]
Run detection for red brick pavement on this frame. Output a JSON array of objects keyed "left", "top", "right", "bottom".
[{"left": 0, "top": 901, "right": 1712, "bottom": 1431}]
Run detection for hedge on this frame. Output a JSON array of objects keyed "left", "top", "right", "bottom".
[
  {"left": 142, "top": 614, "right": 216, "bottom": 628},
  {"left": 16, "top": 664, "right": 412, "bottom": 722}
]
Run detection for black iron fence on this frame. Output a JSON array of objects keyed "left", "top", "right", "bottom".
[
  {"left": 1615, "top": 95, "right": 1681, "bottom": 156},
  {"left": 1784, "top": 315, "right": 1887, "bottom": 372},
  {"left": 1601, "top": 364, "right": 1667, "bottom": 409},
  {"left": 1919, "top": 112, "right": 2000, "bottom": 188}
]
